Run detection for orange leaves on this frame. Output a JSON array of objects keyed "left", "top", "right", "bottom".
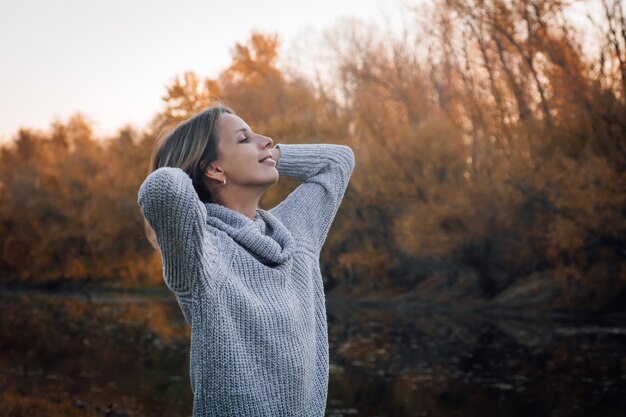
[
  {"left": 0, "top": 117, "right": 154, "bottom": 287},
  {"left": 223, "top": 32, "right": 282, "bottom": 86},
  {"left": 0, "top": 9, "right": 624, "bottom": 310},
  {"left": 160, "top": 71, "right": 216, "bottom": 123}
]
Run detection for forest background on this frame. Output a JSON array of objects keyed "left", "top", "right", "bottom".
[{"left": 1, "top": 0, "right": 624, "bottom": 313}]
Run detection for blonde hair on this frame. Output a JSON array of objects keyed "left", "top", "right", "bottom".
[{"left": 143, "top": 103, "right": 234, "bottom": 250}]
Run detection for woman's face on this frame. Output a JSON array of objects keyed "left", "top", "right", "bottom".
[{"left": 211, "top": 113, "right": 278, "bottom": 188}]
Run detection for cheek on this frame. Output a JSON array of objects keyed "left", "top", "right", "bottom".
[
  {"left": 221, "top": 145, "right": 244, "bottom": 164},
  {"left": 226, "top": 148, "right": 258, "bottom": 173}
]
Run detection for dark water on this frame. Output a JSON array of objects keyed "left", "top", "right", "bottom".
[{"left": 0, "top": 290, "right": 624, "bottom": 417}]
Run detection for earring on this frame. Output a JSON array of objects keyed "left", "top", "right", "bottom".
[{"left": 222, "top": 177, "right": 227, "bottom": 186}]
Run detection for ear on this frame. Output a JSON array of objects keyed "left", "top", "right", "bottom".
[{"left": 202, "top": 161, "right": 225, "bottom": 182}]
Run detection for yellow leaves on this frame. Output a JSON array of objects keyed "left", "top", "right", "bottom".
[
  {"left": 1, "top": 9, "right": 624, "bottom": 310},
  {"left": 64, "top": 258, "right": 89, "bottom": 281},
  {"left": 541, "top": 144, "right": 625, "bottom": 250},
  {"left": 394, "top": 207, "right": 444, "bottom": 256},
  {"left": 223, "top": 32, "right": 282, "bottom": 86},
  {"left": 161, "top": 71, "right": 215, "bottom": 123},
  {"left": 337, "top": 243, "right": 398, "bottom": 278},
  {"left": 545, "top": 218, "right": 584, "bottom": 259},
  {"left": 124, "top": 251, "right": 163, "bottom": 286}
]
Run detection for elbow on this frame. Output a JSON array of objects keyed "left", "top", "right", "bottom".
[
  {"left": 336, "top": 145, "right": 355, "bottom": 176},
  {"left": 346, "top": 146, "right": 356, "bottom": 171}
]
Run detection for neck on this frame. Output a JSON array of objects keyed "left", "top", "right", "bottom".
[{"left": 212, "top": 185, "right": 264, "bottom": 221}]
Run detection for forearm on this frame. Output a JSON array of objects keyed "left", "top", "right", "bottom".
[
  {"left": 268, "top": 143, "right": 355, "bottom": 254},
  {"left": 137, "top": 167, "right": 208, "bottom": 294}
]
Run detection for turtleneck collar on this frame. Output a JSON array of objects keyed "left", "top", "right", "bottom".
[{"left": 204, "top": 203, "right": 295, "bottom": 266}]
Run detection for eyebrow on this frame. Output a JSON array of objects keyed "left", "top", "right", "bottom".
[{"left": 234, "top": 127, "right": 249, "bottom": 135}]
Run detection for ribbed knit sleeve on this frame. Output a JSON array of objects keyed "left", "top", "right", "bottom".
[
  {"left": 270, "top": 143, "right": 355, "bottom": 256},
  {"left": 137, "top": 167, "right": 209, "bottom": 296}
]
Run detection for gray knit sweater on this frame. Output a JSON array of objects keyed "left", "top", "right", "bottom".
[{"left": 137, "top": 143, "right": 355, "bottom": 417}]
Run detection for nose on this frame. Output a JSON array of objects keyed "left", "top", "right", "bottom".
[{"left": 262, "top": 135, "right": 273, "bottom": 148}]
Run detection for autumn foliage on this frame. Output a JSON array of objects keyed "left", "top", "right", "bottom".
[{"left": 0, "top": 0, "right": 624, "bottom": 311}]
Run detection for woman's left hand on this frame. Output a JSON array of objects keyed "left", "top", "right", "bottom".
[{"left": 270, "top": 147, "right": 281, "bottom": 164}]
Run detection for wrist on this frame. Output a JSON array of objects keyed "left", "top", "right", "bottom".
[{"left": 270, "top": 146, "right": 281, "bottom": 163}]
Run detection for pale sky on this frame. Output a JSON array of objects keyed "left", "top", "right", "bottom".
[
  {"left": 0, "top": 0, "right": 603, "bottom": 143},
  {"left": 0, "top": 0, "right": 407, "bottom": 142}
]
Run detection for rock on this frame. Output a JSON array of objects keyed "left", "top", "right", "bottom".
[
  {"left": 406, "top": 270, "right": 486, "bottom": 306},
  {"left": 488, "top": 272, "right": 563, "bottom": 310}
]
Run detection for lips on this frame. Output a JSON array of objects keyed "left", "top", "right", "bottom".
[{"left": 259, "top": 154, "right": 273, "bottom": 162}]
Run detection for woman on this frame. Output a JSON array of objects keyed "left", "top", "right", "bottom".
[{"left": 137, "top": 103, "right": 355, "bottom": 417}]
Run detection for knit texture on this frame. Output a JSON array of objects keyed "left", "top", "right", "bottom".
[{"left": 137, "top": 143, "right": 355, "bottom": 417}]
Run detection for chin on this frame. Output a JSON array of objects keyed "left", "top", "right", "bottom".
[
  {"left": 266, "top": 172, "right": 279, "bottom": 186},
  {"left": 268, "top": 173, "right": 279, "bottom": 185},
  {"left": 253, "top": 172, "right": 278, "bottom": 188}
]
